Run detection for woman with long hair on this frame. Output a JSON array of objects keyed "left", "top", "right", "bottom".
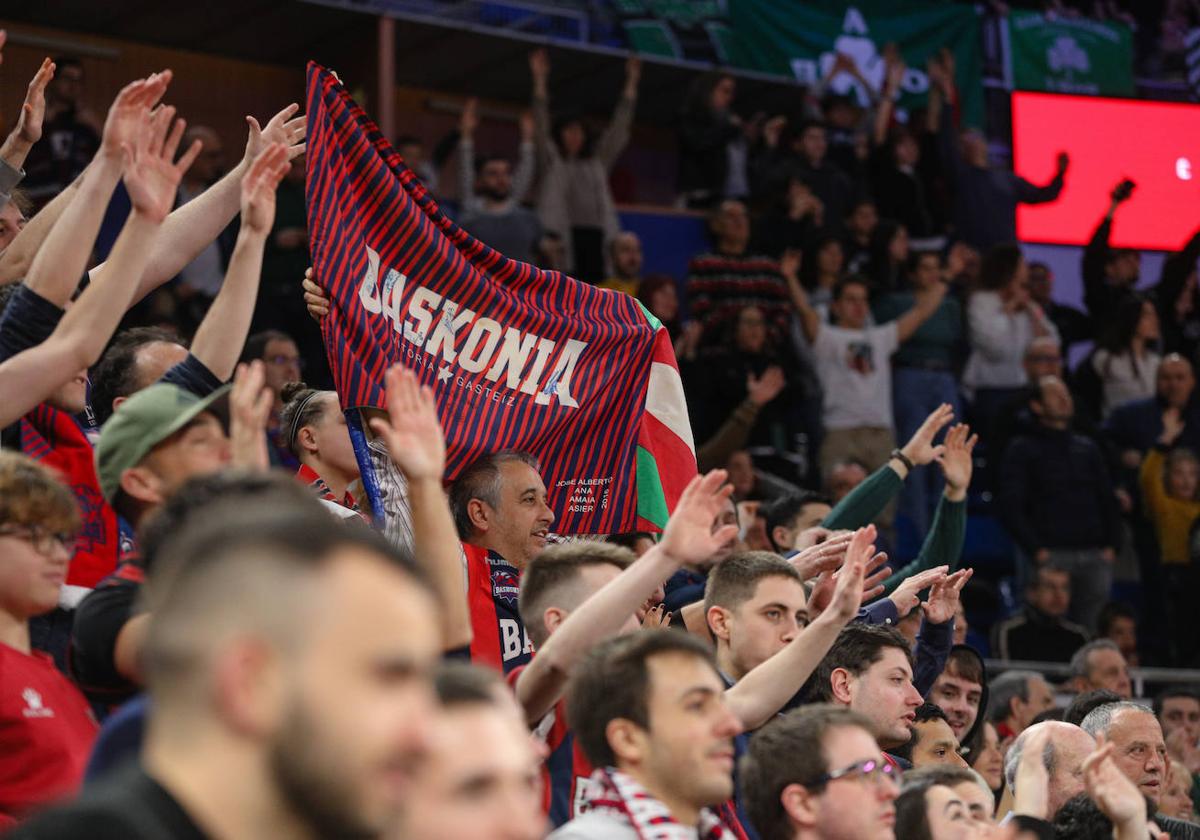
[{"left": 1091, "top": 296, "right": 1160, "bottom": 419}]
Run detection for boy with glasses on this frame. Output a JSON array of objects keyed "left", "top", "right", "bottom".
[{"left": 0, "top": 452, "right": 96, "bottom": 827}]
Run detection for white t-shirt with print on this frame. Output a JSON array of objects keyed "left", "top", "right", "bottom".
[{"left": 813, "top": 321, "right": 899, "bottom": 430}]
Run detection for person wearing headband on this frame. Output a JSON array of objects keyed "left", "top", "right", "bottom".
[{"left": 278, "top": 381, "right": 362, "bottom": 516}]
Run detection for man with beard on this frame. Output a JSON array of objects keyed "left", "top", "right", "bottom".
[
  {"left": 12, "top": 495, "right": 440, "bottom": 839},
  {"left": 456, "top": 97, "right": 541, "bottom": 265}
]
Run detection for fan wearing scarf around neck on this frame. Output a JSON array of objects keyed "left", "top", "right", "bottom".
[
  {"left": 278, "top": 382, "right": 363, "bottom": 518},
  {"left": 549, "top": 631, "right": 745, "bottom": 840}
]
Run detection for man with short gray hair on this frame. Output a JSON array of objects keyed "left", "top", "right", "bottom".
[
  {"left": 1069, "top": 639, "right": 1132, "bottom": 699},
  {"left": 988, "top": 670, "right": 1057, "bottom": 742},
  {"left": 1003, "top": 721, "right": 1095, "bottom": 818},
  {"left": 1079, "top": 701, "right": 1200, "bottom": 840}
]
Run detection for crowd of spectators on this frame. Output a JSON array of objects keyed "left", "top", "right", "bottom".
[{"left": 3, "top": 15, "right": 1200, "bottom": 840}]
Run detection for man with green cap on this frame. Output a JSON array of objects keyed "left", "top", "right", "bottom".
[{"left": 70, "top": 368, "right": 268, "bottom": 707}]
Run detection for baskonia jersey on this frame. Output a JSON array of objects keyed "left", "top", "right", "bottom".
[{"left": 463, "top": 544, "right": 532, "bottom": 673}]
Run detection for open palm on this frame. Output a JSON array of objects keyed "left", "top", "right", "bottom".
[
  {"left": 369, "top": 366, "right": 447, "bottom": 482},
  {"left": 101, "top": 71, "right": 170, "bottom": 160},
  {"left": 245, "top": 103, "right": 307, "bottom": 164},
  {"left": 124, "top": 106, "right": 201, "bottom": 222},
  {"left": 658, "top": 470, "right": 737, "bottom": 567}
]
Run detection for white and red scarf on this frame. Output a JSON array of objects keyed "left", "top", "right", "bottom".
[{"left": 580, "top": 767, "right": 730, "bottom": 840}]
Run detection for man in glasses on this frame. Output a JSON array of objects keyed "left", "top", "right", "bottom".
[
  {"left": 740, "top": 704, "right": 899, "bottom": 840},
  {"left": 0, "top": 452, "right": 97, "bottom": 827}
]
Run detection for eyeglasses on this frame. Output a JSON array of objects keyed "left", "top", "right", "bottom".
[
  {"left": 265, "top": 355, "right": 305, "bottom": 369},
  {"left": 808, "top": 758, "right": 898, "bottom": 789},
  {"left": 0, "top": 525, "right": 78, "bottom": 556}
]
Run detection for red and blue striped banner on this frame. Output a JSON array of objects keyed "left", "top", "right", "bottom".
[{"left": 304, "top": 62, "right": 695, "bottom": 533}]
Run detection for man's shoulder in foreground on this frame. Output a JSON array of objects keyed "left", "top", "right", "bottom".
[{"left": 10, "top": 767, "right": 207, "bottom": 840}]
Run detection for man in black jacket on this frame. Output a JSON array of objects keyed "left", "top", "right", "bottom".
[
  {"left": 992, "top": 566, "right": 1090, "bottom": 663},
  {"left": 999, "top": 376, "right": 1122, "bottom": 633}
]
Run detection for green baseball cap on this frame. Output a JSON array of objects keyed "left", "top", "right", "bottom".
[{"left": 95, "top": 383, "right": 232, "bottom": 504}]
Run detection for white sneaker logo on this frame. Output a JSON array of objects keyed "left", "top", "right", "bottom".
[{"left": 21, "top": 687, "right": 54, "bottom": 719}]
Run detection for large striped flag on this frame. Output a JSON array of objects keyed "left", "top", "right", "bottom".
[{"left": 304, "top": 62, "right": 696, "bottom": 533}]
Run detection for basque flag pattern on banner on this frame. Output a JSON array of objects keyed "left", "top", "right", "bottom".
[{"left": 304, "top": 62, "right": 696, "bottom": 533}]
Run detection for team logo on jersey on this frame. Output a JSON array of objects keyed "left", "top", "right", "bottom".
[
  {"left": 357, "top": 246, "right": 588, "bottom": 408},
  {"left": 490, "top": 565, "right": 521, "bottom": 606},
  {"left": 21, "top": 687, "right": 55, "bottom": 719}
]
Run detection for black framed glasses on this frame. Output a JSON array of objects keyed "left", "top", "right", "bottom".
[
  {"left": 0, "top": 525, "right": 78, "bottom": 556},
  {"left": 807, "top": 758, "right": 897, "bottom": 789}
]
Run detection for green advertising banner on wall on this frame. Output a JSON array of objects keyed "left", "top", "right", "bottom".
[
  {"left": 1006, "top": 11, "right": 1134, "bottom": 95},
  {"left": 727, "top": 1, "right": 985, "bottom": 127}
]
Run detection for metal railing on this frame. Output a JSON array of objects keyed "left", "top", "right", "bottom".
[{"left": 986, "top": 659, "right": 1200, "bottom": 699}]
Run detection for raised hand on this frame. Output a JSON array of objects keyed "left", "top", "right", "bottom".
[
  {"left": 369, "top": 366, "right": 447, "bottom": 482},
  {"left": 1161, "top": 407, "right": 1185, "bottom": 446},
  {"left": 518, "top": 109, "right": 535, "bottom": 142},
  {"left": 303, "top": 267, "right": 330, "bottom": 321},
  {"left": 100, "top": 70, "right": 172, "bottom": 162},
  {"left": 860, "top": 550, "right": 892, "bottom": 602},
  {"left": 460, "top": 97, "right": 479, "bottom": 137},
  {"left": 529, "top": 48, "right": 550, "bottom": 81},
  {"left": 900, "top": 403, "right": 954, "bottom": 467},
  {"left": 921, "top": 567, "right": 972, "bottom": 624},
  {"left": 1013, "top": 725, "right": 1051, "bottom": 819},
  {"left": 790, "top": 531, "right": 853, "bottom": 581},
  {"left": 657, "top": 470, "right": 738, "bottom": 567},
  {"left": 624, "top": 55, "right": 642, "bottom": 89},
  {"left": 746, "top": 366, "right": 785, "bottom": 407},
  {"left": 1083, "top": 740, "right": 1148, "bottom": 830},
  {"left": 229, "top": 360, "right": 274, "bottom": 469},
  {"left": 936, "top": 423, "right": 978, "bottom": 499},
  {"left": 244, "top": 103, "right": 306, "bottom": 165},
  {"left": 239, "top": 142, "right": 290, "bottom": 235},
  {"left": 779, "top": 248, "right": 801, "bottom": 279},
  {"left": 124, "top": 106, "right": 203, "bottom": 223},
  {"left": 15, "top": 58, "right": 54, "bottom": 145},
  {"left": 1056, "top": 151, "right": 1070, "bottom": 176},
  {"left": 888, "top": 566, "right": 949, "bottom": 617},
  {"left": 825, "top": 527, "right": 872, "bottom": 624}
]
